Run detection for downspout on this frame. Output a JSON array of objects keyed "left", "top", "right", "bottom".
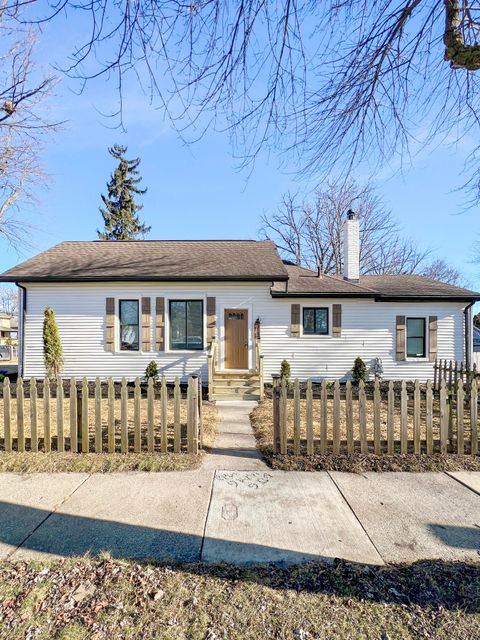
[
  {"left": 16, "top": 284, "right": 27, "bottom": 379},
  {"left": 464, "top": 301, "right": 475, "bottom": 370}
]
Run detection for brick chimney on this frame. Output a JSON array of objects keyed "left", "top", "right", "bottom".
[{"left": 344, "top": 210, "right": 360, "bottom": 281}]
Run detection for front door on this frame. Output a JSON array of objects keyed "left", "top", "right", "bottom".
[{"left": 224, "top": 309, "right": 249, "bottom": 369}]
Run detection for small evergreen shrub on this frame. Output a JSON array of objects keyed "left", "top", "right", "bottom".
[
  {"left": 352, "top": 356, "right": 367, "bottom": 384},
  {"left": 145, "top": 360, "right": 159, "bottom": 384},
  {"left": 43, "top": 307, "right": 64, "bottom": 379},
  {"left": 280, "top": 359, "right": 291, "bottom": 385}
]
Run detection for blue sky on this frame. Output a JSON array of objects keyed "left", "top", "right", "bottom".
[{"left": 1, "top": 15, "right": 479, "bottom": 291}]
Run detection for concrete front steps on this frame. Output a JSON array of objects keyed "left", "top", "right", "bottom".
[{"left": 212, "top": 371, "right": 261, "bottom": 401}]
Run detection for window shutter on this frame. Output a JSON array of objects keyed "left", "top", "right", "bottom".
[
  {"left": 396, "top": 315, "right": 406, "bottom": 361},
  {"left": 429, "top": 315, "right": 438, "bottom": 363},
  {"left": 106, "top": 297, "right": 115, "bottom": 352},
  {"left": 291, "top": 304, "right": 300, "bottom": 337},
  {"left": 332, "top": 304, "right": 342, "bottom": 337},
  {"left": 155, "top": 297, "right": 165, "bottom": 351},
  {"left": 207, "top": 297, "right": 216, "bottom": 346},
  {"left": 141, "top": 297, "right": 151, "bottom": 352}
]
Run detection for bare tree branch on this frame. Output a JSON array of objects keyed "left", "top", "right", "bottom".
[
  {"left": 9, "top": 0, "right": 480, "bottom": 196},
  {"left": 260, "top": 179, "right": 463, "bottom": 284}
]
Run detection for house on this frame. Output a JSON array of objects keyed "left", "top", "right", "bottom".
[
  {"left": 0, "top": 313, "right": 18, "bottom": 361},
  {"left": 0, "top": 214, "right": 478, "bottom": 399}
]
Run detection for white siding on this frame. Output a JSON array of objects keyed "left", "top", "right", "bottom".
[{"left": 22, "top": 281, "right": 466, "bottom": 382}]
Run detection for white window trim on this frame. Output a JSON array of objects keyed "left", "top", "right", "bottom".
[
  {"left": 116, "top": 297, "right": 142, "bottom": 354},
  {"left": 405, "top": 316, "right": 429, "bottom": 362},
  {"left": 164, "top": 295, "right": 207, "bottom": 354},
  {"left": 218, "top": 303, "right": 253, "bottom": 371},
  {"left": 300, "top": 303, "right": 332, "bottom": 338}
]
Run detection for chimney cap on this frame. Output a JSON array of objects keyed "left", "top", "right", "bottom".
[{"left": 347, "top": 209, "right": 357, "bottom": 220}]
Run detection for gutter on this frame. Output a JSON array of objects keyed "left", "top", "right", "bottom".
[
  {"left": 16, "top": 283, "right": 27, "bottom": 379},
  {"left": 464, "top": 301, "right": 475, "bottom": 369}
]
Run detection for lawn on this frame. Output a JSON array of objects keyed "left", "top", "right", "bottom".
[
  {"left": 251, "top": 399, "right": 480, "bottom": 472},
  {"left": 0, "top": 557, "right": 478, "bottom": 639},
  {"left": 0, "top": 398, "right": 218, "bottom": 472}
]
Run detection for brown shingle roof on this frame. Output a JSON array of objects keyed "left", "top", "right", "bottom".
[
  {"left": 0, "top": 240, "right": 288, "bottom": 282},
  {"left": 271, "top": 265, "right": 480, "bottom": 300}
]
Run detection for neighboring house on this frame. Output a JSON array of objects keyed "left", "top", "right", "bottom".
[
  {"left": 0, "top": 313, "right": 18, "bottom": 360},
  {"left": 473, "top": 326, "right": 480, "bottom": 352},
  {"left": 0, "top": 214, "right": 478, "bottom": 398}
]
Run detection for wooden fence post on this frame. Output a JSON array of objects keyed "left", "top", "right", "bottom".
[
  {"left": 69, "top": 377, "right": 77, "bottom": 453},
  {"left": 426, "top": 380, "right": 433, "bottom": 454},
  {"left": 30, "top": 377, "right": 38, "bottom": 453},
  {"left": 433, "top": 359, "right": 438, "bottom": 391},
  {"left": 17, "top": 377, "right": 24, "bottom": 452},
  {"left": 332, "top": 380, "right": 340, "bottom": 454},
  {"left": 320, "top": 379, "right": 327, "bottom": 454},
  {"left": 56, "top": 377, "right": 64, "bottom": 453},
  {"left": 120, "top": 377, "right": 128, "bottom": 453},
  {"left": 345, "top": 380, "right": 353, "bottom": 454},
  {"left": 440, "top": 379, "right": 448, "bottom": 454},
  {"left": 272, "top": 375, "right": 280, "bottom": 454},
  {"left": 161, "top": 376, "right": 168, "bottom": 454},
  {"left": 359, "top": 380, "right": 367, "bottom": 454},
  {"left": 3, "top": 378, "right": 11, "bottom": 453},
  {"left": 456, "top": 378, "right": 464, "bottom": 455},
  {"left": 280, "top": 377, "right": 287, "bottom": 454},
  {"left": 107, "top": 378, "right": 115, "bottom": 453},
  {"left": 95, "top": 378, "right": 102, "bottom": 453},
  {"left": 134, "top": 377, "right": 141, "bottom": 453},
  {"left": 147, "top": 377, "right": 155, "bottom": 453},
  {"left": 471, "top": 378, "right": 478, "bottom": 456},
  {"left": 387, "top": 381, "right": 395, "bottom": 454},
  {"left": 306, "top": 379, "right": 313, "bottom": 455},
  {"left": 400, "top": 381, "right": 408, "bottom": 454},
  {"left": 293, "top": 378, "right": 300, "bottom": 455},
  {"left": 413, "top": 380, "right": 420, "bottom": 454},
  {"left": 373, "top": 379, "right": 381, "bottom": 455},
  {"left": 81, "top": 377, "right": 89, "bottom": 453},
  {"left": 173, "top": 377, "right": 181, "bottom": 453},
  {"left": 43, "top": 377, "right": 51, "bottom": 453}
]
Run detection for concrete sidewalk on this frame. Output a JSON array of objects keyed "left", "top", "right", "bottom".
[{"left": 0, "top": 470, "right": 478, "bottom": 566}]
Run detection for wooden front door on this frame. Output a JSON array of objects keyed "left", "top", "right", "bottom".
[{"left": 224, "top": 309, "right": 249, "bottom": 369}]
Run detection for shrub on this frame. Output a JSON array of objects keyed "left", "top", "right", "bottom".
[
  {"left": 352, "top": 356, "right": 367, "bottom": 384},
  {"left": 280, "top": 359, "right": 291, "bottom": 385},
  {"left": 43, "top": 307, "right": 63, "bottom": 379},
  {"left": 145, "top": 360, "right": 159, "bottom": 384}
]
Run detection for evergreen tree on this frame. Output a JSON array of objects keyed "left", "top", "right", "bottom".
[
  {"left": 43, "top": 307, "right": 63, "bottom": 378},
  {"left": 97, "top": 144, "right": 150, "bottom": 240}
]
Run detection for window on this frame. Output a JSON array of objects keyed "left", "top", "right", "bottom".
[
  {"left": 169, "top": 300, "right": 203, "bottom": 350},
  {"left": 406, "top": 317, "right": 426, "bottom": 358},
  {"left": 303, "top": 307, "right": 329, "bottom": 335},
  {"left": 119, "top": 300, "right": 139, "bottom": 351}
]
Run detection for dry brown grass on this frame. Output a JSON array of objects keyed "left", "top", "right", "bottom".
[
  {"left": 251, "top": 399, "right": 480, "bottom": 472},
  {"left": 0, "top": 398, "right": 218, "bottom": 472},
  {"left": 0, "top": 557, "right": 478, "bottom": 640}
]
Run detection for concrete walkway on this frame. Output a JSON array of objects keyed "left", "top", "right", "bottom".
[
  {"left": 0, "top": 402, "right": 478, "bottom": 566},
  {"left": 201, "top": 401, "right": 267, "bottom": 471}
]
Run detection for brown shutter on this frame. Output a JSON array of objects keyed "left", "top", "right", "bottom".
[
  {"left": 141, "top": 297, "right": 151, "bottom": 352},
  {"left": 291, "top": 304, "right": 300, "bottom": 337},
  {"left": 106, "top": 297, "right": 115, "bottom": 352},
  {"left": 155, "top": 297, "right": 165, "bottom": 351},
  {"left": 396, "top": 315, "right": 406, "bottom": 361},
  {"left": 207, "top": 297, "right": 216, "bottom": 347},
  {"left": 429, "top": 315, "right": 438, "bottom": 363},
  {"left": 332, "top": 304, "right": 342, "bottom": 337}
]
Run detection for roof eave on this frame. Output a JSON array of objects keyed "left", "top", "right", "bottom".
[
  {"left": 271, "top": 291, "right": 480, "bottom": 301},
  {"left": 3, "top": 274, "right": 289, "bottom": 283}
]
